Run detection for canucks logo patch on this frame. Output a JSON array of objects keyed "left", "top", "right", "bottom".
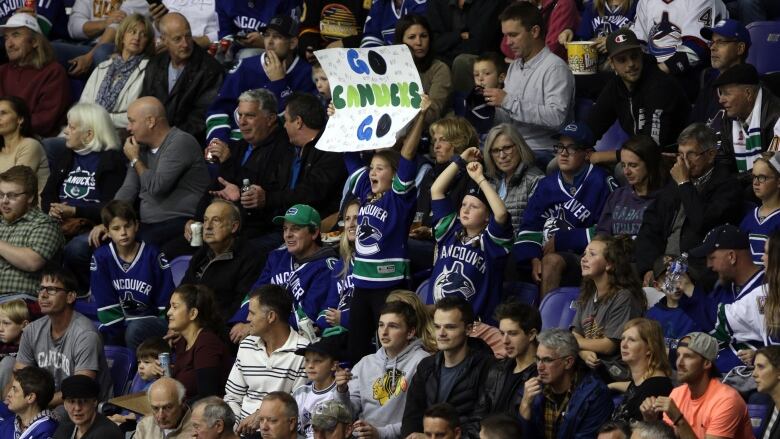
[
  {"left": 433, "top": 261, "right": 476, "bottom": 302},
  {"left": 63, "top": 167, "right": 96, "bottom": 201},
  {"left": 649, "top": 11, "right": 682, "bottom": 62},
  {"left": 356, "top": 217, "right": 382, "bottom": 255},
  {"left": 120, "top": 291, "right": 148, "bottom": 313},
  {"left": 543, "top": 209, "right": 575, "bottom": 243}
]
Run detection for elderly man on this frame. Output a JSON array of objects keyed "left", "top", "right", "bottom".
[
  {"left": 0, "top": 367, "right": 58, "bottom": 438},
  {"left": 141, "top": 13, "right": 224, "bottom": 144},
  {"left": 136, "top": 377, "right": 194, "bottom": 438},
  {"left": 256, "top": 391, "right": 299, "bottom": 439},
  {"left": 181, "top": 199, "right": 264, "bottom": 320},
  {"left": 311, "top": 399, "right": 353, "bottom": 439},
  {"left": 191, "top": 396, "right": 239, "bottom": 439},
  {"left": 0, "top": 165, "right": 64, "bottom": 296},
  {"left": 518, "top": 328, "right": 612, "bottom": 439},
  {"left": 53, "top": 375, "right": 123, "bottom": 438},
  {"left": 0, "top": 13, "right": 70, "bottom": 137}
]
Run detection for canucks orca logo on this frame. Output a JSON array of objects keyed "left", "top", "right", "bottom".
[
  {"left": 355, "top": 217, "right": 382, "bottom": 255},
  {"left": 433, "top": 261, "right": 476, "bottom": 302},
  {"left": 543, "top": 209, "right": 574, "bottom": 242},
  {"left": 119, "top": 291, "right": 147, "bottom": 313},
  {"left": 649, "top": 12, "right": 682, "bottom": 62}
]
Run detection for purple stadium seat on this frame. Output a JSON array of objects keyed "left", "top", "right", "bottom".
[
  {"left": 539, "top": 287, "right": 581, "bottom": 330},
  {"left": 169, "top": 255, "right": 192, "bottom": 287},
  {"left": 747, "top": 21, "right": 780, "bottom": 74},
  {"left": 105, "top": 345, "right": 136, "bottom": 397}
]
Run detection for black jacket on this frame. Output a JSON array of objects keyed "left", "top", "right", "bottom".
[
  {"left": 475, "top": 359, "right": 537, "bottom": 419},
  {"left": 426, "top": 0, "right": 506, "bottom": 65},
  {"left": 141, "top": 45, "right": 224, "bottom": 144},
  {"left": 41, "top": 149, "right": 127, "bottom": 224},
  {"left": 588, "top": 55, "right": 690, "bottom": 149},
  {"left": 720, "top": 86, "right": 780, "bottom": 171},
  {"left": 401, "top": 337, "right": 494, "bottom": 439},
  {"left": 634, "top": 164, "right": 743, "bottom": 276}
]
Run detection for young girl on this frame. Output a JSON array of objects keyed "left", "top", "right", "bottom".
[
  {"left": 740, "top": 152, "right": 780, "bottom": 266},
  {"left": 344, "top": 97, "right": 429, "bottom": 362},
  {"left": 428, "top": 147, "right": 512, "bottom": 325},
  {"left": 573, "top": 235, "right": 646, "bottom": 381},
  {"left": 318, "top": 199, "right": 359, "bottom": 333}
]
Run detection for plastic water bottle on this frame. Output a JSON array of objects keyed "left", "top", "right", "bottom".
[
  {"left": 295, "top": 306, "right": 318, "bottom": 342},
  {"left": 663, "top": 253, "right": 689, "bottom": 295},
  {"left": 241, "top": 179, "right": 252, "bottom": 194}
]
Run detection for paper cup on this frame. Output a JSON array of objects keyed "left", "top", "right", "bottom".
[{"left": 566, "top": 41, "right": 598, "bottom": 75}]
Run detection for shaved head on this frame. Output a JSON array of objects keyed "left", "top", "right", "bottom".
[
  {"left": 127, "top": 97, "right": 170, "bottom": 145},
  {"left": 159, "top": 12, "right": 191, "bottom": 35},
  {"left": 130, "top": 96, "right": 167, "bottom": 120}
]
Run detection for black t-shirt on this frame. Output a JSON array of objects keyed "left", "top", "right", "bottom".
[{"left": 612, "top": 375, "right": 674, "bottom": 423}]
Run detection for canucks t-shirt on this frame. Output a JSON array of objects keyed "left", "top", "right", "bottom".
[
  {"left": 59, "top": 151, "right": 101, "bottom": 208},
  {"left": 428, "top": 198, "right": 512, "bottom": 324}
]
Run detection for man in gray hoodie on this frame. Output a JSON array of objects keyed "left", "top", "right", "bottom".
[{"left": 334, "top": 301, "right": 431, "bottom": 439}]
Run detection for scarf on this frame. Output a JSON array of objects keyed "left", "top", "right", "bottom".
[
  {"left": 732, "top": 89, "right": 764, "bottom": 173},
  {"left": 95, "top": 54, "right": 144, "bottom": 111}
]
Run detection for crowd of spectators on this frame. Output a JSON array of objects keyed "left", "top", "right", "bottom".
[{"left": 0, "top": 0, "right": 778, "bottom": 437}]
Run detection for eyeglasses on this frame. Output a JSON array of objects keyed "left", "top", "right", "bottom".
[
  {"left": 708, "top": 39, "right": 740, "bottom": 48},
  {"left": 37, "top": 286, "right": 69, "bottom": 296},
  {"left": 490, "top": 144, "right": 515, "bottom": 156},
  {"left": 535, "top": 355, "right": 567, "bottom": 365},
  {"left": 753, "top": 174, "right": 777, "bottom": 184},
  {"left": 0, "top": 192, "right": 26, "bottom": 201},
  {"left": 553, "top": 143, "right": 581, "bottom": 156}
]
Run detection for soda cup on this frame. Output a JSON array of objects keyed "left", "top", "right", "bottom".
[
  {"left": 190, "top": 222, "right": 203, "bottom": 247},
  {"left": 158, "top": 353, "right": 171, "bottom": 377}
]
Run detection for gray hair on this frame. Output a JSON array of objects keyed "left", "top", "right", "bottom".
[
  {"left": 263, "top": 391, "right": 299, "bottom": 419},
  {"left": 238, "top": 89, "right": 278, "bottom": 116},
  {"left": 209, "top": 199, "right": 241, "bottom": 225},
  {"left": 66, "top": 103, "right": 121, "bottom": 153},
  {"left": 630, "top": 421, "right": 676, "bottom": 439},
  {"left": 677, "top": 123, "right": 717, "bottom": 152},
  {"left": 146, "top": 377, "right": 187, "bottom": 404},
  {"left": 536, "top": 328, "right": 578, "bottom": 358},
  {"left": 193, "top": 396, "right": 236, "bottom": 431},
  {"left": 482, "top": 123, "right": 536, "bottom": 178}
]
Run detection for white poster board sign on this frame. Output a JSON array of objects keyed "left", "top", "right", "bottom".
[{"left": 314, "top": 45, "right": 423, "bottom": 152}]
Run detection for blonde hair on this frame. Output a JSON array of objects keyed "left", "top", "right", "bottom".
[
  {"left": 338, "top": 199, "right": 360, "bottom": 278},
  {"left": 428, "top": 117, "right": 478, "bottom": 157},
  {"left": 387, "top": 290, "right": 436, "bottom": 352},
  {"left": 0, "top": 299, "right": 29, "bottom": 325},
  {"left": 622, "top": 318, "right": 672, "bottom": 380},
  {"left": 67, "top": 103, "right": 121, "bottom": 153},
  {"left": 115, "top": 14, "right": 155, "bottom": 57},
  {"left": 483, "top": 123, "right": 536, "bottom": 178}
]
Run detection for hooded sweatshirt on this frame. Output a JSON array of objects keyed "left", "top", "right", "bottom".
[{"left": 336, "top": 338, "right": 431, "bottom": 439}]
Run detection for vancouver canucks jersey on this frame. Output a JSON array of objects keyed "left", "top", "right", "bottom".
[
  {"left": 1, "top": 0, "right": 70, "bottom": 39},
  {"left": 216, "top": 0, "right": 300, "bottom": 39},
  {"left": 514, "top": 164, "right": 617, "bottom": 262},
  {"left": 360, "top": 0, "right": 427, "bottom": 47},
  {"left": 740, "top": 207, "right": 780, "bottom": 266},
  {"left": 230, "top": 246, "right": 337, "bottom": 324},
  {"left": 317, "top": 259, "right": 353, "bottom": 330},
  {"left": 346, "top": 152, "right": 417, "bottom": 289},
  {"left": 206, "top": 53, "right": 316, "bottom": 143},
  {"left": 90, "top": 242, "right": 174, "bottom": 339},
  {"left": 428, "top": 198, "right": 512, "bottom": 324}
]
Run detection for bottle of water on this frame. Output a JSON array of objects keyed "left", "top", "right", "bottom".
[
  {"left": 241, "top": 179, "right": 251, "bottom": 194},
  {"left": 295, "top": 306, "right": 318, "bottom": 342},
  {"left": 663, "top": 252, "right": 689, "bottom": 294}
]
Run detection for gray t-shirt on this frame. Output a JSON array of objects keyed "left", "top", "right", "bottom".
[
  {"left": 572, "top": 289, "right": 644, "bottom": 361},
  {"left": 17, "top": 312, "right": 112, "bottom": 401}
]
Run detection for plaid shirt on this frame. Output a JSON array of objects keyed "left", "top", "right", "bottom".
[
  {"left": 0, "top": 208, "right": 64, "bottom": 295},
  {"left": 542, "top": 375, "right": 577, "bottom": 439}
]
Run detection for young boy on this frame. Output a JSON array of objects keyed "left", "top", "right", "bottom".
[
  {"left": 312, "top": 62, "right": 331, "bottom": 110},
  {"left": 646, "top": 256, "right": 701, "bottom": 350},
  {"left": 292, "top": 339, "right": 340, "bottom": 439},
  {"left": 108, "top": 337, "right": 170, "bottom": 425},
  {"left": 458, "top": 52, "right": 507, "bottom": 138},
  {"left": 90, "top": 200, "right": 174, "bottom": 351},
  {"left": 0, "top": 300, "right": 28, "bottom": 390}
]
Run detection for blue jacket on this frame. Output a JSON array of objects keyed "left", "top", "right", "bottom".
[{"left": 521, "top": 369, "right": 613, "bottom": 439}]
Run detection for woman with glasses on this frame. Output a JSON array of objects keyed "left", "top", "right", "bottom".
[
  {"left": 740, "top": 152, "right": 780, "bottom": 266},
  {"left": 611, "top": 318, "right": 673, "bottom": 423},
  {"left": 482, "top": 123, "right": 544, "bottom": 233},
  {"left": 0, "top": 96, "right": 48, "bottom": 194}
]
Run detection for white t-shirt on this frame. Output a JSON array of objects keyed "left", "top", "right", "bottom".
[{"left": 163, "top": 0, "right": 218, "bottom": 41}]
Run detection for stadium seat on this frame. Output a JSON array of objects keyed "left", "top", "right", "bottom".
[
  {"left": 105, "top": 345, "right": 136, "bottom": 397},
  {"left": 747, "top": 21, "right": 780, "bottom": 74},
  {"left": 539, "top": 287, "right": 581, "bottom": 330},
  {"left": 169, "top": 255, "right": 192, "bottom": 287},
  {"left": 595, "top": 121, "right": 629, "bottom": 152},
  {"left": 502, "top": 281, "right": 540, "bottom": 307},
  {"left": 748, "top": 403, "right": 769, "bottom": 438},
  {"left": 415, "top": 279, "right": 430, "bottom": 304}
]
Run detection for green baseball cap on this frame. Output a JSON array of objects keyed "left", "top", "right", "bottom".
[{"left": 273, "top": 204, "right": 321, "bottom": 228}]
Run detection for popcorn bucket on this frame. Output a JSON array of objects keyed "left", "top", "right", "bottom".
[{"left": 566, "top": 41, "right": 598, "bottom": 75}]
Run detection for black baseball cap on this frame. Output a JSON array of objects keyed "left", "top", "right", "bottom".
[
  {"left": 712, "top": 63, "right": 760, "bottom": 88},
  {"left": 295, "top": 338, "right": 341, "bottom": 360},
  {"left": 261, "top": 15, "right": 298, "bottom": 38},
  {"left": 689, "top": 224, "right": 749, "bottom": 258},
  {"left": 606, "top": 28, "right": 642, "bottom": 58}
]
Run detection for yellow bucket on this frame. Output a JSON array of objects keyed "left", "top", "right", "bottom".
[{"left": 566, "top": 41, "right": 598, "bottom": 75}]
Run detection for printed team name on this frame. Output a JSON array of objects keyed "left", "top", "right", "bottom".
[
  {"left": 233, "top": 16, "right": 262, "bottom": 31},
  {"left": 270, "top": 272, "right": 305, "bottom": 300},
  {"left": 37, "top": 350, "right": 71, "bottom": 375},
  {"left": 439, "top": 245, "right": 486, "bottom": 273},
  {"left": 545, "top": 199, "right": 592, "bottom": 223},
  {"left": 112, "top": 279, "right": 152, "bottom": 295},
  {"left": 360, "top": 204, "right": 388, "bottom": 222}
]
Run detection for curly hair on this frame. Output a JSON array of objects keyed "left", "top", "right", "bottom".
[{"left": 578, "top": 235, "right": 646, "bottom": 308}]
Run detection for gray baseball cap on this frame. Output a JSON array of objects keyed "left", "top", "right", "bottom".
[{"left": 679, "top": 332, "right": 718, "bottom": 362}]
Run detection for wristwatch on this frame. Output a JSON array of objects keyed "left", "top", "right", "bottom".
[{"left": 130, "top": 158, "right": 139, "bottom": 168}]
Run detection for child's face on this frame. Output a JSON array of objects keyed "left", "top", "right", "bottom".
[
  {"left": 473, "top": 60, "right": 502, "bottom": 89},
  {"left": 107, "top": 217, "right": 138, "bottom": 249},
  {"left": 303, "top": 352, "right": 336, "bottom": 383},
  {"left": 312, "top": 68, "right": 331, "bottom": 99},
  {"left": 654, "top": 272, "right": 691, "bottom": 301},
  {"left": 0, "top": 312, "right": 25, "bottom": 344},
  {"left": 137, "top": 357, "right": 161, "bottom": 381},
  {"left": 369, "top": 156, "right": 394, "bottom": 194}
]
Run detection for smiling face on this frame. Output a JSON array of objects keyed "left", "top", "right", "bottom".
[
  {"left": 620, "top": 148, "right": 648, "bottom": 188},
  {"left": 753, "top": 353, "right": 780, "bottom": 393},
  {"left": 581, "top": 240, "right": 610, "bottom": 279},
  {"left": 369, "top": 156, "right": 394, "bottom": 194},
  {"left": 3, "top": 27, "right": 36, "bottom": 64},
  {"left": 344, "top": 203, "right": 359, "bottom": 243},
  {"left": 121, "top": 22, "right": 149, "bottom": 58},
  {"left": 431, "top": 127, "right": 456, "bottom": 164},
  {"left": 283, "top": 221, "right": 318, "bottom": 258},
  {"left": 499, "top": 318, "right": 534, "bottom": 360},
  {"left": 378, "top": 312, "right": 414, "bottom": 356},
  {"left": 237, "top": 100, "right": 274, "bottom": 145},
  {"left": 403, "top": 24, "right": 430, "bottom": 59},
  {"left": 610, "top": 48, "right": 643, "bottom": 87},
  {"left": 64, "top": 397, "right": 97, "bottom": 427}
]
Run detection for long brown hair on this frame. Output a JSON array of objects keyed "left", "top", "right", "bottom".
[
  {"left": 578, "top": 235, "right": 646, "bottom": 308},
  {"left": 622, "top": 318, "right": 672, "bottom": 379},
  {"left": 764, "top": 230, "right": 780, "bottom": 337}
]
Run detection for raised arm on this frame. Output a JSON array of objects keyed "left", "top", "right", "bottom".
[
  {"left": 466, "top": 161, "right": 508, "bottom": 225},
  {"left": 400, "top": 95, "right": 431, "bottom": 160},
  {"left": 431, "top": 146, "right": 480, "bottom": 201}
]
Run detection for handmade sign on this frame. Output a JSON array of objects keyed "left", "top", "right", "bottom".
[{"left": 314, "top": 45, "right": 423, "bottom": 152}]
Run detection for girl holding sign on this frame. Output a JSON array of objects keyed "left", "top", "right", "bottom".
[{"left": 343, "top": 95, "right": 430, "bottom": 363}]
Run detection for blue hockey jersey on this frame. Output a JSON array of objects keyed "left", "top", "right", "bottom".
[
  {"left": 205, "top": 53, "right": 316, "bottom": 143},
  {"left": 230, "top": 246, "right": 337, "bottom": 324},
  {"left": 216, "top": 0, "right": 300, "bottom": 39},
  {"left": 317, "top": 259, "right": 353, "bottom": 330},
  {"left": 0, "top": 411, "right": 58, "bottom": 439},
  {"left": 513, "top": 164, "right": 617, "bottom": 262},
  {"left": 90, "top": 241, "right": 175, "bottom": 340},
  {"left": 360, "top": 0, "right": 427, "bottom": 47},
  {"left": 346, "top": 152, "right": 417, "bottom": 289},
  {"left": 740, "top": 207, "right": 780, "bottom": 266},
  {"left": 0, "top": 0, "right": 70, "bottom": 40},
  {"left": 428, "top": 198, "right": 512, "bottom": 324}
]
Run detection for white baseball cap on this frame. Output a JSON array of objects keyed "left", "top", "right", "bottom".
[{"left": 0, "top": 13, "right": 42, "bottom": 34}]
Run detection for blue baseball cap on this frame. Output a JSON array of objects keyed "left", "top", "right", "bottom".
[
  {"left": 553, "top": 122, "right": 595, "bottom": 149},
  {"left": 701, "top": 19, "right": 751, "bottom": 47}
]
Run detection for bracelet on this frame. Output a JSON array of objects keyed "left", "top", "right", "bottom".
[
  {"left": 673, "top": 413, "right": 684, "bottom": 426},
  {"left": 477, "top": 179, "right": 487, "bottom": 186},
  {"left": 452, "top": 155, "right": 466, "bottom": 170}
]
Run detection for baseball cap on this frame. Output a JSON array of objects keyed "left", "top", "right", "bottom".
[
  {"left": 688, "top": 224, "right": 749, "bottom": 258},
  {"left": 294, "top": 338, "right": 341, "bottom": 360},
  {"left": 701, "top": 19, "right": 751, "bottom": 47},
  {"left": 60, "top": 375, "right": 100, "bottom": 400},
  {"left": 712, "top": 63, "right": 760, "bottom": 88},
  {"left": 463, "top": 181, "right": 490, "bottom": 210},
  {"left": 678, "top": 332, "right": 718, "bottom": 362},
  {"left": 606, "top": 28, "right": 642, "bottom": 58},
  {"left": 0, "top": 13, "right": 42, "bottom": 34},
  {"left": 311, "top": 400, "right": 352, "bottom": 430},
  {"left": 553, "top": 122, "right": 595, "bottom": 149},
  {"left": 260, "top": 15, "right": 298, "bottom": 38},
  {"left": 273, "top": 204, "right": 321, "bottom": 228}
]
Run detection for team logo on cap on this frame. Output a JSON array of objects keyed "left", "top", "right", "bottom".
[
  {"left": 287, "top": 207, "right": 298, "bottom": 215},
  {"left": 564, "top": 123, "right": 578, "bottom": 131},
  {"left": 614, "top": 34, "right": 627, "bottom": 43}
]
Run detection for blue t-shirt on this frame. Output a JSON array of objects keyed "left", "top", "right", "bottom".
[{"left": 59, "top": 151, "right": 101, "bottom": 208}]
